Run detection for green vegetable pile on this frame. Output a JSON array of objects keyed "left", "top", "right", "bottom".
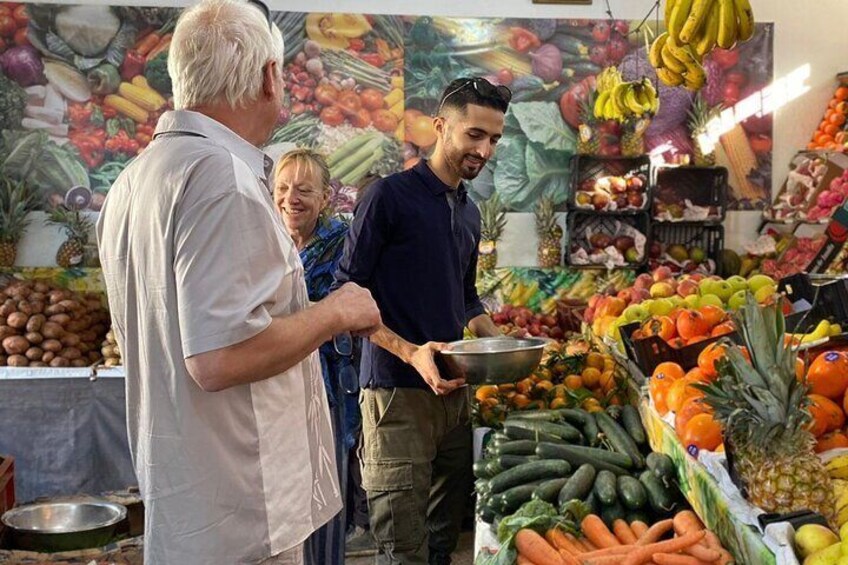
[
  {"left": 144, "top": 52, "right": 172, "bottom": 96},
  {"left": 0, "top": 74, "right": 27, "bottom": 132}
]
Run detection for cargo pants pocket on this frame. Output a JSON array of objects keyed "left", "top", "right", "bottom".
[{"left": 362, "top": 459, "right": 427, "bottom": 555}]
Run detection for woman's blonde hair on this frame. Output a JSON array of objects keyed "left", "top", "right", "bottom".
[
  {"left": 275, "top": 148, "right": 332, "bottom": 194},
  {"left": 169, "top": 0, "right": 284, "bottom": 110}
]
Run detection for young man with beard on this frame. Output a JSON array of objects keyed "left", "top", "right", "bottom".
[{"left": 335, "top": 77, "right": 511, "bottom": 565}]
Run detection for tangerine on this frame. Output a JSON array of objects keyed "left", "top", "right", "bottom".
[
  {"left": 667, "top": 377, "right": 704, "bottom": 413},
  {"left": 677, "top": 310, "right": 710, "bottom": 341},
  {"left": 586, "top": 352, "right": 605, "bottom": 370},
  {"left": 807, "top": 351, "right": 848, "bottom": 399},
  {"left": 652, "top": 361, "right": 685, "bottom": 381},
  {"left": 698, "top": 305, "right": 725, "bottom": 329},
  {"left": 675, "top": 396, "right": 713, "bottom": 436},
  {"left": 681, "top": 413, "right": 723, "bottom": 452},
  {"left": 564, "top": 374, "right": 584, "bottom": 390},
  {"left": 815, "top": 431, "right": 848, "bottom": 453},
  {"left": 582, "top": 367, "right": 601, "bottom": 389},
  {"left": 600, "top": 370, "right": 617, "bottom": 393},
  {"left": 649, "top": 373, "right": 674, "bottom": 416},
  {"left": 809, "top": 394, "right": 845, "bottom": 432},
  {"left": 836, "top": 86, "right": 848, "bottom": 101},
  {"left": 698, "top": 342, "right": 727, "bottom": 378}
]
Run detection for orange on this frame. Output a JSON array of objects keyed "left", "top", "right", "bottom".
[
  {"left": 600, "top": 370, "right": 617, "bottom": 393},
  {"left": 698, "top": 342, "right": 727, "bottom": 378},
  {"left": 642, "top": 316, "right": 677, "bottom": 341},
  {"left": 825, "top": 123, "right": 840, "bottom": 137},
  {"left": 681, "top": 413, "right": 723, "bottom": 452},
  {"left": 582, "top": 367, "right": 601, "bottom": 389},
  {"left": 830, "top": 112, "right": 846, "bottom": 126},
  {"left": 649, "top": 373, "right": 674, "bottom": 416},
  {"left": 652, "top": 362, "right": 685, "bottom": 381},
  {"left": 666, "top": 377, "right": 704, "bottom": 414},
  {"left": 806, "top": 396, "right": 830, "bottom": 438},
  {"left": 677, "top": 310, "right": 710, "bottom": 341},
  {"left": 807, "top": 351, "right": 848, "bottom": 399},
  {"left": 809, "top": 394, "right": 845, "bottom": 432},
  {"left": 586, "top": 352, "right": 605, "bottom": 370},
  {"left": 675, "top": 396, "right": 713, "bottom": 437},
  {"left": 711, "top": 322, "right": 735, "bottom": 337},
  {"left": 698, "top": 305, "right": 725, "bottom": 329},
  {"left": 564, "top": 374, "right": 583, "bottom": 390},
  {"left": 815, "top": 431, "right": 848, "bottom": 453},
  {"left": 843, "top": 386, "right": 848, "bottom": 416},
  {"left": 836, "top": 86, "right": 848, "bottom": 101},
  {"left": 684, "top": 367, "right": 710, "bottom": 383}
]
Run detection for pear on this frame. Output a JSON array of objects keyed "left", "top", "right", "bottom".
[
  {"left": 804, "top": 542, "right": 842, "bottom": 565},
  {"left": 795, "top": 524, "right": 839, "bottom": 559}
]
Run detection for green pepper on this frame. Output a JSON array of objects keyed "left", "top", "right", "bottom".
[{"left": 86, "top": 64, "right": 121, "bottom": 96}]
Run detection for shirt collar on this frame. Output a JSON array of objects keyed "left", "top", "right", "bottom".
[
  {"left": 414, "top": 159, "right": 467, "bottom": 203},
  {"left": 154, "top": 110, "right": 274, "bottom": 181}
]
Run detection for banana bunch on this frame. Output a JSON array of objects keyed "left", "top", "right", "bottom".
[
  {"left": 594, "top": 78, "right": 660, "bottom": 122},
  {"left": 791, "top": 320, "right": 843, "bottom": 344},
  {"left": 827, "top": 458, "right": 848, "bottom": 525},
  {"left": 651, "top": 0, "right": 755, "bottom": 91},
  {"left": 563, "top": 271, "right": 600, "bottom": 301}
]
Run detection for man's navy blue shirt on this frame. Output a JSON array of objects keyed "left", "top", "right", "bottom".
[{"left": 335, "top": 159, "right": 486, "bottom": 390}]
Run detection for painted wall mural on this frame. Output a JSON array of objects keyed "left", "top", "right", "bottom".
[{"left": 0, "top": 4, "right": 774, "bottom": 215}]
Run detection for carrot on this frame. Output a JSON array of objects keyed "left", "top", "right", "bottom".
[
  {"left": 557, "top": 548, "right": 581, "bottom": 565},
  {"left": 703, "top": 531, "right": 734, "bottom": 564},
  {"left": 673, "top": 510, "right": 705, "bottom": 536},
  {"left": 683, "top": 542, "right": 720, "bottom": 562},
  {"left": 515, "top": 529, "right": 566, "bottom": 565},
  {"left": 583, "top": 556, "right": 632, "bottom": 565},
  {"left": 652, "top": 554, "right": 708, "bottom": 565},
  {"left": 622, "top": 531, "right": 706, "bottom": 565},
  {"left": 546, "top": 529, "right": 582, "bottom": 555},
  {"left": 133, "top": 32, "right": 160, "bottom": 56},
  {"left": 581, "top": 538, "right": 598, "bottom": 551},
  {"left": 630, "top": 520, "right": 649, "bottom": 539},
  {"left": 613, "top": 519, "right": 638, "bottom": 544},
  {"left": 579, "top": 544, "right": 635, "bottom": 558},
  {"left": 636, "top": 519, "right": 674, "bottom": 545},
  {"left": 146, "top": 34, "right": 172, "bottom": 61},
  {"left": 517, "top": 555, "right": 538, "bottom": 565},
  {"left": 581, "top": 515, "right": 621, "bottom": 549},
  {"left": 565, "top": 533, "right": 590, "bottom": 552}
]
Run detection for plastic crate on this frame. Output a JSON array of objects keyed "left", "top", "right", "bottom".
[
  {"left": 649, "top": 223, "right": 725, "bottom": 270},
  {"left": 653, "top": 166, "right": 728, "bottom": 223},
  {"left": 621, "top": 321, "right": 741, "bottom": 375},
  {"left": 566, "top": 212, "right": 650, "bottom": 268},
  {"left": 568, "top": 155, "right": 652, "bottom": 214},
  {"left": 779, "top": 272, "right": 848, "bottom": 331}
]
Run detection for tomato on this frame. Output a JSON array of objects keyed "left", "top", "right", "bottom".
[
  {"left": 371, "top": 109, "right": 398, "bottom": 133},
  {"left": 496, "top": 68, "right": 514, "bottom": 87},
  {"left": 359, "top": 88, "right": 384, "bottom": 111},
  {"left": 406, "top": 115, "right": 437, "bottom": 148},
  {"left": 0, "top": 14, "right": 16, "bottom": 36},
  {"left": 349, "top": 108, "right": 372, "bottom": 128},
  {"left": 11, "top": 4, "right": 27, "bottom": 25},
  {"left": 749, "top": 134, "right": 772, "bottom": 154},
  {"left": 612, "top": 20, "right": 629, "bottom": 36},
  {"left": 711, "top": 48, "right": 739, "bottom": 69},
  {"left": 336, "top": 90, "right": 361, "bottom": 116},
  {"left": 319, "top": 106, "right": 344, "bottom": 127},
  {"left": 591, "top": 22, "right": 610, "bottom": 43},
  {"left": 722, "top": 81, "right": 741, "bottom": 106},
  {"left": 313, "top": 84, "right": 338, "bottom": 106},
  {"left": 13, "top": 26, "right": 26, "bottom": 46}
]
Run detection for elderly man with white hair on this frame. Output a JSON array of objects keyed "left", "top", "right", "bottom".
[{"left": 96, "top": 1, "right": 381, "bottom": 564}]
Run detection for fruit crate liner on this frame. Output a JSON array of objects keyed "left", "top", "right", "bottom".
[
  {"left": 651, "top": 223, "right": 725, "bottom": 266},
  {"left": 653, "top": 166, "right": 728, "bottom": 223},
  {"left": 620, "top": 321, "right": 742, "bottom": 376},
  {"left": 568, "top": 154, "right": 652, "bottom": 214},
  {"left": 565, "top": 212, "right": 650, "bottom": 269}
]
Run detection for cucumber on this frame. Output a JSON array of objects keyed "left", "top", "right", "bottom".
[
  {"left": 617, "top": 475, "right": 648, "bottom": 510},
  {"left": 503, "top": 424, "right": 567, "bottom": 444},
  {"left": 493, "top": 440, "right": 538, "bottom": 456},
  {"left": 484, "top": 460, "right": 501, "bottom": 478},
  {"left": 500, "top": 483, "right": 540, "bottom": 514},
  {"left": 488, "top": 460, "right": 572, "bottom": 494},
  {"left": 556, "top": 409, "right": 601, "bottom": 446},
  {"left": 593, "top": 470, "right": 618, "bottom": 506},
  {"left": 478, "top": 505, "right": 496, "bottom": 524},
  {"left": 473, "top": 460, "right": 494, "bottom": 479},
  {"left": 489, "top": 432, "right": 511, "bottom": 446},
  {"left": 558, "top": 463, "right": 596, "bottom": 506},
  {"left": 600, "top": 500, "right": 627, "bottom": 528},
  {"left": 536, "top": 442, "right": 632, "bottom": 475},
  {"left": 595, "top": 412, "right": 646, "bottom": 469},
  {"left": 646, "top": 453, "right": 676, "bottom": 483},
  {"left": 474, "top": 478, "right": 490, "bottom": 494},
  {"left": 605, "top": 405, "right": 623, "bottom": 420},
  {"left": 621, "top": 405, "right": 647, "bottom": 446},
  {"left": 548, "top": 33, "right": 591, "bottom": 58},
  {"left": 505, "top": 419, "right": 583, "bottom": 443},
  {"left": 507, "top": 410, "right": 564, "bottom": 422},
  {"left": 584, "top": 491, "right": 601, "bottom": 515},
  {"left": 639, "top": 470, "right": 679, "bottom": 514},
  {"left": 533, "top": 477, "right": 570, "bottom": 503},
  {"left": 567, "top": 61, "right": 603, "bottom": 78},
  {"left": 497, "top": 455, "right": 538, "bottom": 470}
]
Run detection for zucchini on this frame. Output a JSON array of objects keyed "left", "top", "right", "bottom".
[
  {"left": 536, "top": 442, "right": 632, "bottom": 475},
  {"left": 595, "top": 412, "right": 646, "bottom": 469},
  {"left": 606, "top": 405, "right": 623, "bottom": 420},
  {"left": 600, "top": 500, "right": 627, "bottom": 528},
  {"left": 639, "top": 470, "right": 679, "bottom": 514},
  {"left": 497, "top": 455, "right": 538, "bottom": 470},
  {"left": 556, "top": 409, "right": 601, "bottom": 446},
  {"left": 488, "top": 460, "right": 572, "bottom": 494},
  {"left": 565, "top": 61, "right": 603, "bottom": 78},
  {"left": 474, "top": 460, "right": 495, "bottom": 479},
  {"left": 503, "top": 424, "right": 566, "bottom": 444},
  {"left": 505, "top": 419, "right": 583, "bottom": 443},
  {"left": 478, "top": 505, "right": 496, "bottom": 524},
  {"left": 621, "top": 405, "right": 647, "bottom": 446},
  {"left": 558, "top": 463, "right": 597, "bottom": 506},
  {"left": 493, "top": 440, "right": 538, "bottom": 456},
  {"left": 507, "top": 410, "right": 564, "bottom": 422},
  {"left": 474, "top": 478, "right": 490, "bottom": 494},
  {"left": 584, "top": 491, "right": 601, "bottom": 515},
  {"left": 548, "top": 33, "right": 591, "bottom": 58},
  {"left": 617, "top": 475, "right": 648, "bottom": 510},
  {"left": 646, "top": 453, "right": 676, "bottom": 484},
  {"left": 593, "top": 470, "right": 618, "bottom": 506},
  {"left": 533, "top": 477, "right": 570, "bottom": 503},
  {"left": 500, "top": 483, "right": 540, "bottom": 514},
  {"left": 484, "top": 460, "right": 502, "bottom": 478}
]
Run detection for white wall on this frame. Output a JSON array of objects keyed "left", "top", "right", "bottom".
[{"left": 16, "top": 0, "right": 848, "bottom": 267}]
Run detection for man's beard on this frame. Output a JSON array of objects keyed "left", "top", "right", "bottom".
[{"left": 444, "top": 140, "right": 486, "bottom": 181}]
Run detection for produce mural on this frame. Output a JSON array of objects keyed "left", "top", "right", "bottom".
[{"left": 0, "top": 3, "right": 774, "bottom": 218}]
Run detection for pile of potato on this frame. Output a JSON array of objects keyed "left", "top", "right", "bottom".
[
  {"left": 0, "top": 278, "right": 111, "bottom": 368},
  {"left": 101, "top": 329, "right": 122, "bottom": 367}
]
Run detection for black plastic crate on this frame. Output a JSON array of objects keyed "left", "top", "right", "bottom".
[
  {"left": 568, "top": 155, "right": 652, "bottom": 214},
  {"left": 779, "top": 272, "right": 848, "bottom": 331},
  {"left": 648, "top": 223, "right": 725, "bottom": 273},
  {"left": 621, "top": 321, "right": 741, "bottom": 375},
  {"left": 653, "top": 166, "right": 728, "bottom": 223},
  {"left": 566, "top": 212, "right": 650, "bottom": 269}
]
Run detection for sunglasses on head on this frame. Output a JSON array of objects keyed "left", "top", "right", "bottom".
[
  {"left": 247, "top": 0, "right": 273, "bottom": 31},
  {"left": 436, "top": 77, "right": 512, "bottom": 116}
]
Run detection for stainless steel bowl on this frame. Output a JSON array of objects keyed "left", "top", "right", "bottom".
[
  {"left": 2, "top": 498, "right": 127, "bottom": 552},
  {"left": 438, "top": 337, "right": 548, "bottom": 385}
]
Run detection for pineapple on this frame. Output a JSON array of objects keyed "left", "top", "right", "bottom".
[
  {"left": 0, "top": 178, "right": 34, "bottom": 267},
  {"left": 478, "top": 194, "right": 507, "bottom": 271},
  {"left": 48, "top": 207, "right": 94, "bottom": 268},
  {"left": 689, "top": 94, "right": 721, "bottom": 166},
  {"left": 697, "top": 294, "right": 834, "bottom": 522},
  {"left": 577, "top": 93, "right": 601, "bottom": 155},
  {"left": 535, "top": 197, "right": 562, "bottom": 269}
]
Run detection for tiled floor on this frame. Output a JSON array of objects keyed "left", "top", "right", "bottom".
[{"left": 346, "top": 530, "right": 475, "bottom": 565}]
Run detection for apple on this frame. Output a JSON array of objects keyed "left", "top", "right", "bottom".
[
  {"left": 677, "top": 279, "right": 699, "bottom": 297},
  {"left": 668, "top": 295, "right": 684, "bottom": 308},
  {"left": 754, "top": 284, "right": 777, "bottom": 304},
  {"left": 623, "top": 304, "right": 650, "bottom": 323},
  {"left": 650, "top": 282, "right": 675, "bottom": 298},
  {"left": 698, "top": 294, "right": 724, "bottom": 308},
  {"left": 726, "top": 275, "right": 748, "bottom": 294},
  {"left": 648, "top": 298, "right": 675, "bottom": 316},
  {"left": 711, "top": 280, "right": 734, "bottom": 302},
  {"left": 698, "top": 279, "right": 717, "bottom": 297},
  {"left": 728, "top": 290, "right": 747, "bottom": 310},
  {"left": 592, "top": 193, "right": 610, "bottom": 210},
  {"left": 610, "top": 176, "right": 628, "bottom": 193},
  {"left": 653, "top": 266, "right": 673, "bottom": 282},
  {"left": 634, "top": 273, "right": 654, "bottom": 290},
  {"left": 747, "top": 274, "right": 776, "bottom": 294},
  {"left": 625, "top": 247, "right": 641, "bottom": 263},
  {"left": 632, "top": 288, "right": 651, "bottom": 302}
]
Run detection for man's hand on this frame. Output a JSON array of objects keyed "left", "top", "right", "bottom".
[
  {"left": 409, "top": 342, "right": 465, "bottom": 396},
  {"left": 325, "top": 283, "right": 381, "bottom": 337}
]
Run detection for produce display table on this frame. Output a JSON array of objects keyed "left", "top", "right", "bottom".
[{"left": 0, "top": 368, "right": 136, "bottom": 503}]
